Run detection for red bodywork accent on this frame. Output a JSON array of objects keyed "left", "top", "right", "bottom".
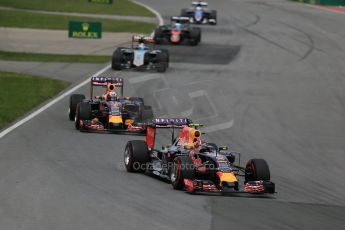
[
  {"left": 170, "top": 30, "right": 181, "bottom": 43},
  {"left": 216, "top": 171, "right": 223, "bottom": 178},
  {"left": 244, "top": 182, "right": 265, "bottom": 193},
  {"left": 184, "top": 179, "right": 195, "bottom": 192},
  {"left": 146, "top": 126, "right": 155, "bottom": 150},
  {"left": 189, "top": 151, "right": 206, "bottom": 173}
]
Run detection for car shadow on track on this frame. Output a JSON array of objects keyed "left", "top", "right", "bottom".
[{"left": 156, "top": 43, "right": 241, "bottom": 65}]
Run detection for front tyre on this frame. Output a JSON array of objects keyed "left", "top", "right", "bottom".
[
  {"left": 170, "top": 156, "right": 195, "bottom": 190},
  {"left": 245, "top": 159, "right": 270, "bottom": 182}
]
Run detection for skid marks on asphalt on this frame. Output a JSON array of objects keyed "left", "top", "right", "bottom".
[{"left": 127, "top": 72, "right": 234, "bottom": 133}]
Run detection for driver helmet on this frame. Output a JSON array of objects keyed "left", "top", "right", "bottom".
[
  {"left": 199, "top": 142, "right": 217, "bottom": 154},
  {"left": 138, "top": 43, "right": 145, "bottom": 51},
  {"left": 175, "top": 22, "right": 182, "bottom": 30},
  {"left": 107, "top": 91, "right": 118, "bottom": 101}
]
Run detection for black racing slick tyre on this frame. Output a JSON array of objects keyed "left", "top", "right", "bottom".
[
  {"left": 124, "top": 140, "right": 149, "bottom": 172},
  {"left": 170, "top": 156, "right": 195, "bottom": 190},
  {"left": 180, "top": 8, "right": 188, "bottom": 17},
  {"left": 141, "top": 106, "right": 154, "bottom": 122},
  {"left": 153, "top": 27, "right": 163, "bottom": 44},
  {"left": 111, "top": 48, "right": 123, "bottom": 70},
  {"left": 245, "top": 159, "right": 271, "bottom": 182},
  {"left": 156, "top": 52, "right": 169, "bottom": 72},
  {"left": 79, "top": 102, "right": 91, "bottom": 120},
  {"left": 210, "top": 10, "right": 217, "bottom": 25},
  {"left": 160, "top": 49, "right": 170, "bottom": 67},
  {"left": 129, "top": 97, "right": 144, "bottom": 105},
  {"left": 189, "top": 28, "right": 201, "bottom": 46},
  {"left": 75, "top": 102, "right": 91, "bottom": 130},
  {"left": 69, "top": 94, "right": 85, "bottom": 120}
]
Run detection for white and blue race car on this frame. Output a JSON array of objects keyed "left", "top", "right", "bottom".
[
  {"left": 181, "top": 1, "right": 217, "bottom": 25},
  {"left": 111, "top": 35, "right": 169, "bottom": 73}
]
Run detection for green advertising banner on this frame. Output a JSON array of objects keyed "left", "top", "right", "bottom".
[
  {"left": 88, "top": 0, "right": 113, "bottom": 4},
  {"left": 68, "top": 21, "right": 102, "bottom": 39}
]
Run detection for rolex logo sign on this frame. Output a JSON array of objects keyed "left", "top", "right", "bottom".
[
  {"left": 82, "top": 23, "right": 89, "bottom": 32},
  {"left": 68, "top": 21, "right": 102, "bottom": 39}
]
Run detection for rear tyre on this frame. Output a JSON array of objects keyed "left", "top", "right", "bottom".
[
  {"left": 245, "top": 159, "right": 270, "bottom": 182},
  {"left": 69, "top": 94, "right": 85, "bottom": 120},
  {"left": 141, "top": 106, "right": 154, "bottom": 122},
  {"left": 189, "top": 28, "right": 201, "bottom": 46},
  {"left": 210, "top": 10, "right": 217, "bottom": 25},
  {"left": 153, "top": 27, "right": 163, "bottom": 44},
  {"left": 124, "top": 140, "right": 149, "bottom": 172},
  {"left": 111, "top": 48, "right": 123, "bottom": 70},
  {"left": 129, "top": 97, "right": 144, "bottom": 105},
  {"left": 156, "top": 52, "right": 169, "bottom": 72},
  {"left": 170, "top": 156, "right": 195, "bottom": 190},
  {"left": 180, "top": 8, "right": 188, "bottom": 17},
  {"left": 160, "top": 49, "right": 170, "bottom": 67}
]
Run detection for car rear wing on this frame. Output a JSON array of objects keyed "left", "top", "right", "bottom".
[
  {"left": 91, "top": 76, "right": 124, "bottom": 87},
  {"left": 171, "top": 16, "right": 190, "bottom": 24},
  {"left": 150, "top": 118, "right": 191, "bottom": 128},
  {"left": 146, "top": 118, "right": 191, "bottom": 150},
  {"left": 192, "top": 1, "right": 208, "bottom": 7},
  {"left": 132, "top": 35, "right": 155, "bottom": 44},
  {"left": 90, "top": 76, "right": 124, "bottom": 98}
]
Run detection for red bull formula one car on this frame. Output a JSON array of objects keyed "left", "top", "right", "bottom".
[
  {"left": 68, "top": 76, "right": 153, "bottom": 134},
  {"left": 124, "top": 118, "right": 275, "bottom": 194},
  {"left": 154, "top": 17, "right": 201, "bottom": 46}
]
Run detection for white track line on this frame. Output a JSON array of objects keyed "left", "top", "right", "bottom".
[
  {"left": 131, "top": 0, "right": 164, "bottom": 37},
  {"left": 131, "top": 0, "right": 164, "bottom": 26},
  {"left": 0, "top": 64, "right": 110, "bottom": 139}
]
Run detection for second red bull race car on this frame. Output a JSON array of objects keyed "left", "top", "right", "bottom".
[
  {"left": 68, "top": 76, "right": 153, "bottom": 134},
  {"left": 123, "top": 118, "right": 275, "bottom": 194}
]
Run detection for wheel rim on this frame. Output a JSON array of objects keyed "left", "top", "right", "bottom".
[
  {"left": 124, "top": 147, "right": 130, "bottom": 166},
  {"left": 170, "top": 162, "right": 178, "bottom": 182}
]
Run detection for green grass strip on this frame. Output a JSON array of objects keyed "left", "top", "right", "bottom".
[
  {"left": 0, "top": 51, "right": 111, "bottom": 63},
  {"left": 0, "top": 72, "right": 70, "bottom": 129},
  {"left": 0, "top": 10, "right": 156, "bottom": 33},
  {"left": 0, "top": 0, "right": 154, "bottom": 17}
]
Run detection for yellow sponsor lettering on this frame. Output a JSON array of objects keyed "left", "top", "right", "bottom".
[{"left": 72, "top": 31, "right": 98, "bottom": 38}]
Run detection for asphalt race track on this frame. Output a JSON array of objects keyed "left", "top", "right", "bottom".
[{"left": 1, "top": 0, "right": 345, "bottom": 229}]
